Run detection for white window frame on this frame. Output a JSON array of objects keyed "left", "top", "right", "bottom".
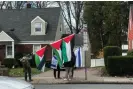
[
  {"left": 33, "top": 44, "right": 41, "bottom": 54},
  {"left": 35, "top": 22, "right": 42, "bottom": 32},
  {"left": 6, "top": 45, "right": 12, "bottom": 58}
]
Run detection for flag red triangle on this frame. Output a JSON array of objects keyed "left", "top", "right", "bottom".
[
  {"left": 50, "top": 39, "right": 62, "bottom": 50},
  {"left": 36, "top": 46, "right": 47, "bottom": 57},
  {"left": 63, "top": 34, "right": 74, "bottom": 43}
]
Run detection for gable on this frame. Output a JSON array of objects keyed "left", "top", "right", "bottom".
[
  {"left": 0, "top": 31, "right": 14, "bottom": 41},
  {"left": 31, "top": 16, "right": 45, "bottom": 23},
  {"left": 31, "top": 16, "right": 47, "bottom": 35}
]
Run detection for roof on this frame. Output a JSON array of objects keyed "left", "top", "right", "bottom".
[{"left": 0, "top": 7, "right": 61, "bottom": 42}]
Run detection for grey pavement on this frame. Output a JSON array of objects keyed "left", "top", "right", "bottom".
[{"left": 25, "top": 68, "right": 133, "bottom": 84}]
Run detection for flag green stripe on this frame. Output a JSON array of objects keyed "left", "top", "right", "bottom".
[
  {"left": 35, "top": 54, "right": 41, "bottom": 66},
  {"left": 53, "top": 49, "right": 63, "bottom": 68},
  {"left": 62, "top": 40, "right": 68, "bottom": 62}
]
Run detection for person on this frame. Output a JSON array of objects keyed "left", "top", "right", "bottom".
[
  {"left": 70, "top": 51, "right": 76, "bottom": 78},
  {"left": 63, "top": 51, "right": 76, "bottom": 80},
  {"left": 52, "top": 54, "right": 61, "bottom": 79},
  {"left": 20, "top": 55, "right": 33, "bottom": 82},
  {"left": 53, "top": 64, "right": 61, "bottom": 79}
]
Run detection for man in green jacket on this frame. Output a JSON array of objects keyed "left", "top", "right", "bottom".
[{"left": 20, "top": 55, "right": 32, "bottom": 82}]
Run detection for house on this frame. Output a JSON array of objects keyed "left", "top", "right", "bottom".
[{"left": 0, "top": 5, "right": 64, "bottom": 62}]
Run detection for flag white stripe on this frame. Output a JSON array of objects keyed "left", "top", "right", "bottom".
[
  {"left": 75, "top": 47, "right": 82, "bottom": 67},
  {"left": 66, "top": 41, "right": 71, "bottom": 61}
]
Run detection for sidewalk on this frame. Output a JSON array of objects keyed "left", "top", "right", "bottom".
[{"left": 27, "top": 68, "right": 133, "bottom": 84}]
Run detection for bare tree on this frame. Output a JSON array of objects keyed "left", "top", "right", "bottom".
[
  {"left": 0, "top": 1, "right": 5, "bottom": 9},
  {"left": 0, "top": 1, "right": 55, "bottom": 9},
  {"left": 57, "top": 1, "right": 84, "bottom": 34},
  {"left": 0, "top": 1, "right": 26, "bottom": 9},
  {"left": 31, "top": 1, "right": 56, "bottom": 8}
]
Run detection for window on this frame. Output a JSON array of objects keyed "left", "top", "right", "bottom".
[
  {"left": 6, "top": 45, "right": 12, "bottom": 58},
  {"left": 35, "top": 23, "right": 42, "bottom": 32},
  {"left": 33, "top": 44, "right": 41, "bottom": 54}
]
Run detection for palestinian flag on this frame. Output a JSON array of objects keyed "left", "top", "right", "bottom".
[
  {"left": 62, "top": 34, "right": 74, "bottom": 63},
  {"left": 35, "top": 46, "right": 47, "bottom": 72},
  {"left": 50, "top": 39, "right": 63, "bottom": 68}
]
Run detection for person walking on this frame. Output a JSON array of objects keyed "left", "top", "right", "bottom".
[{"left": 20, "top": 55, "right": 33, "bottom": 82}]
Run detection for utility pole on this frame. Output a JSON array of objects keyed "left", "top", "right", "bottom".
[{"left": 83, "top": 24, "right": 91, "bottom": 80}]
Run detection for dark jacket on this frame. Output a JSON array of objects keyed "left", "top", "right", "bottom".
[
  {"left": 21, "top": 57, "right": 31, "bottom": 72},
  {"left": 63, "top": 52, "right": 76, "bottom": 67}
]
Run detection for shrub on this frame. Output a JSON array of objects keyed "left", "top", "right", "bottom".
[
  {"left": 3, "top": 58, "right": 15, "bottom": 68},
  {"left": 107, "top": 56, "right": 133, "bottom": 76},
  {"left": 29, "top": 54, "right": 36, "bottom": 68},
  {"left": 127, "top": 50, "right": 133, "bottom": 56},
  {"left": 15, "top": 52, "right": 23, "bottom": 67},
  {"left": 103, "top": 46, "right": 122, "bottom": 69}
]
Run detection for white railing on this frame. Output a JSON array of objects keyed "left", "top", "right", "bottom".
[{"left": 91, "top": 58, "right": 104, "bottom": 67}]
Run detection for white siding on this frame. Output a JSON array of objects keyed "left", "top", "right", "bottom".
[{"left": 0, "top": 31, "right": 14, "bottom": 41}]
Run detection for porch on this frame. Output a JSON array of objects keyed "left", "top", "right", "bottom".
[{"left": 0, "top": 31, "right": 15, "bottom": 61}]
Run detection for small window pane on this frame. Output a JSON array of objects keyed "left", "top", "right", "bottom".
[
  {"left": 7, "top": 46, "right": 12, "bottom": 55},
  {"left": 35, "top": 23, "right": 41, "bottom": 32}
]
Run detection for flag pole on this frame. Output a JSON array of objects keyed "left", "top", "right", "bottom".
[{"left": 85, "top": 51, "right": 87, "bottom": 80}]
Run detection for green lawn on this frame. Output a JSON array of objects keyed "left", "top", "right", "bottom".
[{"left": 9, "top": 68, "right": 42, "bottom": 77}]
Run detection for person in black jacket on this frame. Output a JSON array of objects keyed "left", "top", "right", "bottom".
[
  {"left": 63, "top": 51, "right": 76, "bottom": 80},
  {"left": 71, "top": 51, "right": 76, "bottom": 78}
]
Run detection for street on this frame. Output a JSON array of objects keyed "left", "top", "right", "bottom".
[{"left": 34, "top": 84, "right": 133, "bottom": 89}]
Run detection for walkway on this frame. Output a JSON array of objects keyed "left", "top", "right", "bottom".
[{"left": 30, "top": 68, "right": 133, "bottom": 84}]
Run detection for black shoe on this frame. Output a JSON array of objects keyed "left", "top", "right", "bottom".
[
  {"left": 58, "top": 77, "right": 61, "bottom": 79},
  {"left": 54, "top": 77, "right": 57, "bottom": 79},
  {"left": 29, "top": 79, "right": 33, "bottom": 82}
]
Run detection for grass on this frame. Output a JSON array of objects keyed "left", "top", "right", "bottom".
[
  {"left": 9, "top": 68, "right": 42, "bottom": 77},
  {"left": 91, "top": 66, "right": 109, "bottom": 77}
]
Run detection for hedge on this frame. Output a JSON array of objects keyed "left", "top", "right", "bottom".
[
  {"left": 3, "top": 58, "right": 16, "bottom": 68},
  {"left": 103, "top": 46, "right": 122, "bottom": 69},
  {"left": 107, "top": 56, "right": 133, "bottom": 76},
  {"left": 127, "top": 50, "right": 133, "bottom": 56}
]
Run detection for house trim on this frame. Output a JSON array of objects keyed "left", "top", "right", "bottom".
[
  {"left": 31, "top": 16, "right": 45, "bottom": 23},
  {"left": 17, "top": 41, "right": 54, "bottom": 44},
  {"left": 0, "top": 31, "right": 14, "bottom": 41},
  {"left": 5, "top": 41, "right": 14, "bottom": 58}
]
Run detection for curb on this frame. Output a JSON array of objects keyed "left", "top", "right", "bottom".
[{"left": 31, "top": 81, "right": 133, "bottom": 85}]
